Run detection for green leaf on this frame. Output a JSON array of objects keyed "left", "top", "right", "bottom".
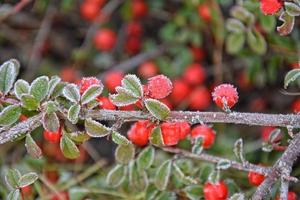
[
  {"left": 30, "top": 76, "right": 49, "bottom": 102},
  {"left": 192, "top": 137, "right": 203, "bottom": 154},
  {"left": 226, "top": 33, "right": 245, "bottom": 54},
  {"left": 285, "top": 2, "right": 300, "bottom": 17},
  {"left": 259, "top": 14, "right": 276, "bottom": 33},
  {"left": 216, "top": 159, "right": 231, "bottom": 170},
  {"left": 60, "top": 134, "right": 80, "bottom": 159},
  {"left": 173, "top": 163, "right": 197, "bottom": 185},
  {"left": 233, "top": 138, "right": 245, "bottom": 163},
  {"left": 154, "top": 160, "right": 172, "bottom": 191},
  {"left": 81, "top": 85, "right": 103, "bottom": 105},
  {"left": 145, "top": 99, "right": 170, "bottom": 120},
  {"left": 106, "top": 164, "right": 126, "bottom": 187},
  {"left": 121, "top": 74, "right": 143, "bottom": 98},
  {"left": 247, "top": 29, "right": 267, "bottom": 55},
  {"left": 25, "top": 134, "right": 42, "bottom": 159},
  {"left": 109, "top": 87, "right": 138, "bottom": 106},
  {"left": 226, "top": 18, "right": 245, "bottom": 33},
  {"left": 7, "top": 189, "right": 20, "bottom": 200},
  {"left": 5, "top": 169, "right": 21, "bottom": 189},
  {"left": 47, "top": 76, "right": 61, "bottom": 98},
  {"left": 115, "top": 143, "right": 135, "bottom": 165},
  {"left": 14, "top": 79, "right": 29, "bottom": 100},
  {"left": 21, "top": 94, "right": 39, "bottom": 111},
  {"left": 0, "top": 105, "right": 21, "bottom": 126},
  {"left": 65, "top": 131, "right": 90, "bottom": 144},
  {"left": 277, "top": 11, "right": 295, "bottom": 36},
  {"left": 68, "top": 104, "right": 81, "bottom": 124},
  {"left": 42, "top": 112, "right": 60, "bottom": 132},
  {"left": 63, "top": 84, "right": 80, "bottom": 103},
  {"left": 84, "top": 118, "right": 111, "bottom": 137},
  {"left": 137, "top": 146, "right": 155, "bottom": 170},
  {"left": 184, "top": 185, "right": 203, "bottom": 200},
  {"left": 18, "top": 172, "right": 38, "bottom": 187},
  {"left": 45, "top": 101, "right": 59, "bottom": 113},
  {"left": 229, "top": 193, "right": 245, "bottom": 200},
  {"left": 149, "top": 126, "right": 164, "bottom": 146},
  {"left": 0, "top": 60, "right": 18, "bottom": 95},
  {"left": 50, "top": 82, "right": 66, "bottom": 98},
  {"left": 284, "top": 69, "right": 300, "bottom": 89},
  {"left": 128, "top": 161, "right": 148, "bottom": 191},
  {"left": 230, "top": 6, "right": 254, "bottom": 25},
  {"left": 145, "top": 184, "right": 160, "bottom": 200},
  {"left": 111, "top": 131, "right": 130, "bottom": 145}
]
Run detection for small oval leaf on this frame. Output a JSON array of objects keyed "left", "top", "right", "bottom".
[
  {"left": 115, "top": 143, "right": 135, "bottom": 165},
  {"left": 81, "top": 85, "right": 103, "bottom": 105},
  {"left": 25, "top": 134, "right": 42, "bottom": 159},
  {"left": 63, "top": 84, "right": 80, "bottom": 103},
  {"left": 14, "top": 79, "right": 30, "bottom": 100},
  {"left": 7, "top": 189, "right": 20, "bottom": 200},
  {"left": 68, "top": 104, "right": 81, "bottom": 124},
  {"left": 145, "top": 99, "right": 170, "bottom": 120},
  {"left": 5, "top": 169, "right": 21, "bottom": 189},
  {"left": 18, "top": 172, "right": 38, "bottom": 188},
  {"left": 154, "top": 160, "right": 172, "bottom": 191},
  {"left": 284, "top": 69, "right": 300, "bottom": 89},
  {"left": 112, "top": 131, "right": 130, "bottom": 145},
  {"left": 137, "top": 146, "right": 155, "bottom": 170},
  {"left": 84, "top": 118, "right": 111, "bottom": 137},
  {"left": 30, "top": 76, "right": 49, "bottom": 102},
  {"left": 121, "top": 74, "right": 143, "bottom": 98},
  {"left": 0, "top": 60, "right": 18, "bottom": 95},
  {"left": 106, "top": 164, "right": 126, "bottom": 187},
  {"left": 21, "top": 94, "right": 39, "bottom": 111},
  {"left": 109, "top": 87, "right": 139, "bottom": 107},
  {"left": 149, "top": 126, "right": 164, "bottom": 146},
  {"left": 60, "top": 134, "right": 80, "bottom": 159},
  {"left": 42, "top": 112, "right": 60, "bottom": 132},
  {"left": 0, "top": 105, "right": 21, "bottom": 126}
]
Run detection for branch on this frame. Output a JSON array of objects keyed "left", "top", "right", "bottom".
[
  {"left": 252, "top": 133, "right": 300, "bottom": 200},
  {"left": 0, "top": 0, "right": 32, "bottom": 23}
]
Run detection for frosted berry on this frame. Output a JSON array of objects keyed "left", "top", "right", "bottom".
[
  {"left": 104, "top": 70, "right": 124, "bottom": 92},
  {"left": 171, "top": 79, "right": 191, "bottom": 104},
  {"left": 93, "top": 28, "right": 116, "bottom": 51},
  {"left": 126, "top": 21, "right": 143, "bottom": 37},
  {"left": 212, "top": 84, "right": 238, "bottom": 110},
  {"left": 188, "top": 86, "right": 211, "bottom": 110},
  {"left": 161, "top": 122, "right": 180, "bottom": 146},
  {"left": 276, "top": 192, "right": 297, "bottom": 200},
  {"left": 147, "top": 75, "right": 173, "bottom": 99},
  {"left": 183, "top": 63, "right": 206, "bottom": 86},
  {"left": 291, "top": 98, "right": 300, "bottom": 113},
  {"left": 260, "top": 0, "right": 283, "bottom": 15},
  {"left": 127, "top": 120, "right": 154, "bottom": 146},
  {"left": 198, "top": 4, "right": 212, "bottom": 22},
  {"left": 138, "top": 61, "right": 159, "bottom": 79},
  {"left": 79, "top": 77, "right": 102, "bottom": 94},
  {"left": 97, "top": 97, "right": 116, "bottom": 110},
  {"left": 132, "top": 0, "right": 148, "bottom": 18},
  {"left": 191, "top": 125, "right": 216, "bottom": 148},
  {"left": 204, "top": 181, "right": 228, "bottom": 200},
  {"left": 248, "top": 171, "right": 265, "bottom": 186},
  {"left": 43, "top": 127, "right": 62, "bottom": 143}
]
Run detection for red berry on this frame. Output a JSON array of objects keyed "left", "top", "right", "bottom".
[
  {"left": 260, "top": 0, "right": 283, "bottom": 15},
  {"left": 198, "top": 4, "right": 212, "bottom": 22},
  {"left": 138, "top": 61, "right": 159, "bottom": 79},
  {"left": 128, "top": 120, "right": 154, "bottom": 146},
  {"left": 147, "top": 75, "right": 173, "bottom": 99},
  {"left": 126, "top": 21, "right": 143, "bottom": 36},
  {"left": 249, "top": 97, "right": 266, "bottom": 112},
  {"left": 276, "top": 192, "right": 298, "bottom": 200},
  {"left": 190, "top": 47, "right": 205, "bottom": 61},
  {"left": 290, "top": 62, "right": 300, "bottom": 69},
  {"left": 79, "top": 77, "right": 102, "bottom": 94},
  {"left": 21, "top": 185, "right": 32, "bottom": 198},
  {"left": 60, "top": 67, "right": 80, "bottom": 83},
  {"left": 19, "top": 115, "right": 28, "bottom": 122},
  {"left": 183, "top": 63, "right": 206, "bottom": 86},
  {"left": 119, "top": 104, "right": 135, "bottom": 111},
  {"left": 45, "top": 170, "right": 59, "bottom": 184},
  {"left": 291, "top": 98, "right": 300, "bottom": 113},
  {"left": 248, "top": 171, "right": 265, "bottom": 186},
  {"left": 212, "top": 84, "right": 238, "bottom": 110},
  {"left": 204, "top": 181, "right": 228, "bottom": 200},
  {"left": 51, "top": 191, "right": 69, "bottom": 200},
  {"left": 97, "top": 97, "right": 116, "bottom": 110},
  {"left": 80, "top": 1, "right": 100, "bottom": 21},
  {"left": 237, "top": 71, "right": 252, "bottom": 91},
  {"left": 188, "top": 87, "right": 211, "bottom": 110},
  {"left": 161, "top": 122, "right": 180, "bottom": 146},
  {"left": 43, "top": 127, "right": 62, "bottom": 143},
  {"left": 160, "top": 98, "right": 174, "bottom": 110},
  {"left": 104, "top": 70, "right": 124, "bottom": 92},
  {"left": 260, "top": 126, "right": 275, "bottom": 142},
  {"left": 191, "top": 125, "right": 216, "bottom": 148},
  {"left": 125, "top": 36, "right": 141, "bottom": 55},
  {"left": 132, "top": 0, "right": 148, "bottom": 18},
  {"left": 93, "top": 28, "right": 117, "bottom": 51},
  {"left": 177, "top": 121, "right": 191, "bottom": 140},
  {"left": 171, "top": 79, "right": 191, "bottom": 104}
]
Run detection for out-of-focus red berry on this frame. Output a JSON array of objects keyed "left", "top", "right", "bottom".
[
  {"left": 79, "top": 77, "right": 102, "bottom": 94},
  {"left": 128, "top": 120, "right": 154, "bottom": 146},
  {"left": 188, "top": 87, "right": 211, "bottom": 110},
  {"left": 161, "top": 122, "right": 180, "bottom": 146},
  {"left": 80, "top": 1, "right": 100, "bottom": 21},
  {"left": 190, "top": 46, "right": 205, "bottom": 61},
  {"left": 97, "top": 97, "right": 116, "bottom": 110},
  {"left": 19, "top": 115, "right": 28, "bottom": 122},
  {"left": 171, "top": 79, "right": 191, "bottom": 105},
  {"left": 138, "top": 61, "right": 159, "bottom": 79},
  {"left": 132, "top": 0, "right": 148, "bottom": 18},
  {"left": 51, "top": 191, "right": 69, "bottom": 200},
  {"left": 260, "top": 0, "right": 283, "bottom": 15},
  {"left": 147, "top": 75, "right": 173, "bottom": 99},
  {"left": 260, "top": 126, "right": 275, "bottom": 142},
  {"left": 60, "top": 67, "right": 80, "bottom": 83},
  {"left": 126, "top": 21, "right": 143, "bottom": 36},
  {"left": 237, "top": 71, "right": 252, "bottom": 91},
  {"left": 160, "top": 98, "right": 173, "bottom": 110},
  {"left": 125, "top": 36, "right": 141, "bottom": 55},
  {"left": 204, "top": 181, "right": 228, "bottom": 200},
  {"left": 249, "top": 97, "right": 266, "bottom": 112},
  {"left": 104, "top": 70, "right": 124, "bottom": 92},
  {"left": 291, "top": 98, "right": 300, "bottom": 113},
  {"left": 276, "top": 192, "right": 298, "bottom": 200},
  {"left": 43, "top": 127, "right": 62, "bottom": 143},
  {"left": 191, "top": 125, "right": 216, "bottom": 148},
  {"left": 45, "top": 170, "right": 59, "bottom": 184},
  {"left": 198, "top": 4, "right": 212, "bottom": 22},
  {"left": 212, "top": 84, "right": 238, "bottom": 110},
  {"left": 290, "top": 62, "right": 300, "bottom": 69},
  {"left": 183, "top": 63, "right": 206, "bottom": 86},
  {"left": 21, "top": 185, "right": 32, "bottom": 198},
  {"left": 248, "top": 171, "right": 265, "bottom": 186},
  {"left": 93, "top": 28, "right": 116, "bottom": 51},
  {"left": 177, "top": 121, "right": 191, "bottom": 140}
]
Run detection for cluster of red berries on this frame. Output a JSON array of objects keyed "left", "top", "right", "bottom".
[
  {"left": 260, "top": 0, "right": 283, "bottom": 15},
  {"left": 80, "top": 0, "right": 106, "bottom": 21}
]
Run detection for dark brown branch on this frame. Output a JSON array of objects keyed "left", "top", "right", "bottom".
[{"left": 252, "top": 133, "right": 300, "bottom": 200}]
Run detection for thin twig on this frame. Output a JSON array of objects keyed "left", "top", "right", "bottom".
[{"left": 0, "top": 0, "right": 32, "bottom": 23}]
